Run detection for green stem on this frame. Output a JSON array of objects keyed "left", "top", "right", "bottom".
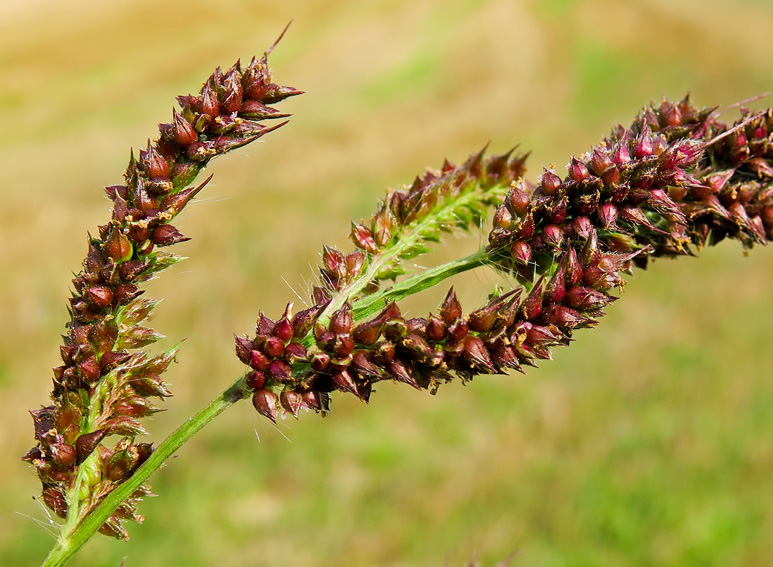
[
  {"left": 318, "top": 184, "right": 508, "bottom": 326},
  {"left": 42, "top": 248, "right": 490, "bottom": 567},
  {"left": 351, "top": 248, "right": 489, "bottom": 320},
  {"left": 41, "top": 376, "right": 250, "bottom": 567}
]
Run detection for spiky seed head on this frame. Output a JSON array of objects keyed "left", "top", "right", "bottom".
[
  {"left": 220, "top": 64, "right": 244, "bottom": 114},
  {"left": 540, "top": 168, "right": 561, "bottom": 196},
  {"left": 140, "top": 145, "right": 170, "bottom": 179},
  {"left": 425, "top": 314, "right": 447, "bottom": 341},
  {"left": 440, "top": 288, "right": 463, "bottom": 325},
  {"left": 246, "top": 370, "right": 266, "bottom": 390},
  {"left": 263, "top": 336, "right": 285, "bottom": 358},
  {"left": 493, "top": 205, "right": 514, "bottom": 229},
  {"left": 521, "top": 284, "right": 544, "bottom": 321},
  {"left": 352, "top": 317, "right": 384, "bottom": 346},
  {"left": 300, "top": 389, "right": 322, "bottom": 411},
  {"left": 84, "top": 286, "right": 114, "bottom": 308},
  {"left": 332, "top": 335, "right": 355, "bottom": 359},
  {"left": 351, "top": 222, "right": 377, "bottom": 252},
  {"left": 507, "top": 183, "right": 530, "bottom": 217},
  {"left": 266, "top": 360, "right": 292, "bottom": 383},
  {"left": 468, "top": 301, "right": 499, "bottom": 333},
  {"left": 150, "top": 225, "right": 189, "bottom": 246},
  {"left": 332, "top": 371, "right": 358, "bottom": 395},
  {"left": 598, "top": 203, "right": 618, "bottom": 228},
  {"left": 543, "top": 224, "right": 564, "bottom": 248},
  {"left": 572, "top": 216, "right": 593, "bottom": 240},
  {"left": 283, "top": 342, "right": 307, "bottom": 364},
  {"left": 547, "top": 196, "right": 568, "bottom": 224},
  {"left": 590, "top": 147, "right": 613, "bottom": 176},
  {"left": 75, "top": 429, "right": 107, "bottom": 465},
  {"left": 199, "top": 82, "right": 220, "bottom": 117},
  {"left": 462, "top": 336, "right": 495, "bottom": 372},
  {"left": 567, "top": 157, "right": 589, "bottom": 181},
  {"left": 564, "top": 286, "right": 614, "bottom": 310},
  {"left": 310, "top": 352, "right": 331, "bottom": 372},
  {"left": 104, "top": 230, "right": 133, "bottom": 262},
  {"left": 634, "top": 125, "right": 655, "bottom": 158},
  {"left": 172, "top": 110, "right": 198, "bottom": 146},
  {"left": 280, "top": 389, "right": 302, "bottom": 418},
  {"left": 510, "top": 240, "right": 531, "bottom": 265},
  {"left": 248, "top": 349, "right": 270, "bottom": 371},
  {"left": 352, "top": 350, "right": 382, "bottom": 378},
  {"left": 252, "top": 389, "right": 279, "bottom": 423}
]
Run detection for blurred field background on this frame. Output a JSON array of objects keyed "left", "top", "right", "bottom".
[{"left": 2, "top": 0, "right": 773, "bottom": 565}]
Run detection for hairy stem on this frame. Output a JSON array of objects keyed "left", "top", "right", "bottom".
[
  {"left": 43, "top": 241, "right": 485, "bottom": 567},
  {"left": 318, "top": 184, "right": 511, "bottom": 326},
  {"left": 41, "top": 377, "right": 250, "bottom": 567},
  {"left": 351, "top": 248, "right": 489, "bottom": 320}
]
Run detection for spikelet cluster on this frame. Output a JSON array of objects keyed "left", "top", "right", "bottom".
[
  {"left": 235, "top": 150, "right": 528, "bottom": 420},
  {"left": 24, "top": 43, "right": 299, "bottom": 539},
  {"left": 237, "top": 96, "right": 773, "bottom": 423},
  {"left": 317, "top": 147, "right": 527, "bottom": 299},
  {"left": 488, "top": 96, "right": 772, "bottom": 280}
]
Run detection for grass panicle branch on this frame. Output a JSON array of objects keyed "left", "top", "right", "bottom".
[
  {"left": 316, "top": 147, "right": 528, "bottom": 313},
  {"left": 25, "top": 34, "right": 300, "bottom": 554},
  {"left": 235, "top": 96, "right": 773, "bottom": 425},
  {"left": 24, "top": 32, "right": 773, "bottom": 567}
]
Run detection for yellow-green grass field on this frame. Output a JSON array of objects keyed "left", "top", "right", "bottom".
[{"left": 2, "top": 1, "right": 773, "bottom": 565}]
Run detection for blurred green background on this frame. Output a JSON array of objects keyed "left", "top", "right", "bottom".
[{"left": 2, "top": 0, "right": 773, "bottom": 565}]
